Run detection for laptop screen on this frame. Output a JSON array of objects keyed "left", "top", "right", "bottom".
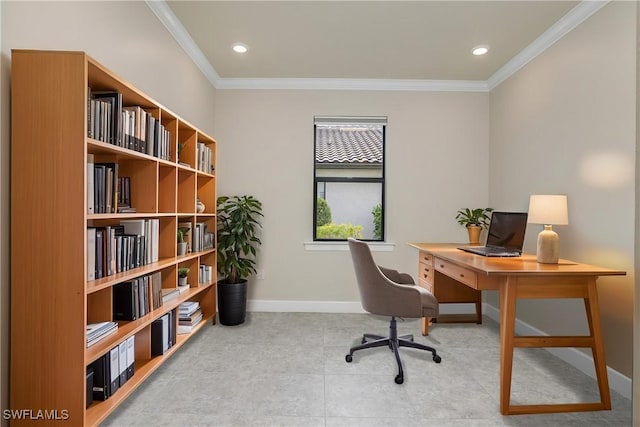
[{"left": 485, "top": 212, "right": 528, "bottom": 251}]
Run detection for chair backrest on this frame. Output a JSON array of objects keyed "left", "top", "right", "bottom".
[{"left": 347, "top": 238, "right": 423, "bottom": 317}]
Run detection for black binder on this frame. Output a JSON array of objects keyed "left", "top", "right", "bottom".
[
  {"left": 151, "top": 314, "right": 169, "bottom": 356},
  {"left": 112, "top": 281, "right": 136, "bottom": 321},
  {"left": 90, "top": 354, "right": 110, "bottom": 401}
]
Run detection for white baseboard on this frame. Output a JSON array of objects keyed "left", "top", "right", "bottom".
[
  {"left": 247, "top": 299, "right": 631, "bottom": 400},
  {"left": 247, "top": 300, "right": 477, "bottom": 315},
  {"left": 483, "top": 303, "right": 631, "bottom": 400}
]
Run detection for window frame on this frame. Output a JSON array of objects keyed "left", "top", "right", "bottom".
[{"left": 313, "top": 117, "right": 386, "bottom": 242}]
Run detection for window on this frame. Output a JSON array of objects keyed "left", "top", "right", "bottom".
[{"left": 313, "top": 116, "right": 386, "bottom": 241}]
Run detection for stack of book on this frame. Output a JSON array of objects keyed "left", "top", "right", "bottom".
[
  {"left": 161, "top": 288, "right": 180, "bottom": 304},
  {"left": 178, "top": 301, "right": 203, "bottom": 334},
  {"left": 86, "top": 321, "right": 118, "bottom": 348},
  {"left": 87, "top": 89, "right": 172, "bottom": 160}
]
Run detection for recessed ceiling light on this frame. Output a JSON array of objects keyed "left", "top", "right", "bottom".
[
  {"left": 232, "top": 43, "right": 248, "bottom": 54},
  {"left": 471, "top": 45, "right": 489, "bottom": 56}
]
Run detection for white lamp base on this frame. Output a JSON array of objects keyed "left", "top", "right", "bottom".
[{"left": 537, "top": 225, "right": 559, "bottom": 264}]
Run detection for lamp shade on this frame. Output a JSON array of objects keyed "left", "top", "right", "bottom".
[{"left": 527, "top": 195, "right": 568, "bottom": 225}]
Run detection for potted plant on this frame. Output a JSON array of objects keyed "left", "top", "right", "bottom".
[
  {"left": 177, "top": 267, "right": 190, "bottom": 287},
  {"left": 216, "top": 195, "right": 263, "bottom": 326},
  {"left": 456, "top": 207, "right": 493, "bottom": 245},
  {"left": 177, "top": 229, "right": 188, "bottom": 256}
]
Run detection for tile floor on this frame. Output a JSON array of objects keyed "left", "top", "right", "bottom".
[{"left": 102, "top": 312, "right": 631, "bottom": 426}]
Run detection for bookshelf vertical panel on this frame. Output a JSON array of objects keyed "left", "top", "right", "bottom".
[
  {"left": 87, "top": 288, "right": 113, "bottom": 324},
  {"left": 11, "top": 50, "right": 88, "bottom": 425},
  {"left": 158, "top": 165, "right": 177, "bottom": 213},
  {"left": 197, "top": 175, "right": 216, "bottom": 215},
  {"left": 178, "top": 127, "right": 197, "bottom": 168},
  {"left": 161, "top": 115, "right": 178, "bottom": 163},
  {"left": 198, "top": 285, "right": 217, "bottom": 325},
  {"left": 134, "top": 327, "right": 152, "bottom": 361},
  {"left": 159, "top": 217, "right": 178, "bottom": 260},
  {"left": 177, "top": 170, "right": 197, "bottom": 214},
  {"left": 118, "top": 160, "right": 158, "bottom": 213}
]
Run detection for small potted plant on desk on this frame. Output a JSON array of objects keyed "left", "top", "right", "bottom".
[
  {"left": 216, "top": 195, "right": 263, "bottom": 326},
  {"left": 456, "top": 207, "right": 493, "bottom": 245}
]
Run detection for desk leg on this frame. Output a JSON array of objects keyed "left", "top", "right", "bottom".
[
  {"left": 499, "top": 277, "right": 518, "bottom": 415},
  {"left": 585, "top": 278, "right": 612, "bottom": 410},
  {"left": 500, "top": 276, "right": 612, "bottom": 415},
  {"left": 421, "top": 317, "right": 430, "bottom": 336}
]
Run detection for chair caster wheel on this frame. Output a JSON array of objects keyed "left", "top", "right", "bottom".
[
  {"left": 345, "top": 354, "right": 353, "bottom": 363},
  {"left": 395, "top": 375, "right": 404, "bottom": 384},
  {"left": 433, "top": 355, "right": 442, "bottom": 363}
]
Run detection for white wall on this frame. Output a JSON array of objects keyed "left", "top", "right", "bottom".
[
  {"left": 489, "top": 1, "right": 636, "bottom": 378},
  {"left": 0, "top": 1, "right": 216, "bottom": 421},
  {"left": 213, "top": 90, "right": 489, "bottom": 302}
]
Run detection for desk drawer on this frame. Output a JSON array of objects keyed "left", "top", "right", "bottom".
[
  {"left": 434, "top": 257, "right": 477, "bottom": 289},
  {"left": 419, "top": 251, "right": 434, "bottom": 265},
  {"left": 419, "top": 261, "right": 434, "bottom": 286}
]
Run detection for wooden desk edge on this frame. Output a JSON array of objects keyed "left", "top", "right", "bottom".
[{"left": 408, "top": 242, "right": 626, "bottom": 277}]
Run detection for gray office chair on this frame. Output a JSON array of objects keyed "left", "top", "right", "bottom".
[{"left": 346, "top": 238, "right": 441, "bottom": 384}]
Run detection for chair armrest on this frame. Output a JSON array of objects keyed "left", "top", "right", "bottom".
[
  {"left": 379, "top": 266, "right": 415, "bottom": 285},
  {"left": 397, "top": 272, "right": 415, "bottom": 285}
]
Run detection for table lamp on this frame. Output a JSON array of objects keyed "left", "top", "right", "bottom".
[{"left": 527, "top": 195, "right": 568, "bottom": 264}]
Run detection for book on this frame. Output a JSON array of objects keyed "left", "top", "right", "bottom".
[
  {"left": 151, "top": 272, "right": 163, "bottom": 309},
  {"left": 179, "top": 301, "right": 200, "bottom": 316},
  {"left": 178, "top": 311, "right": 203, "bottom": 334},
  {"left": 179, "top": 310, "right": 202, "bottom": 324},
  {"left": 109, "top": 346, "right": 120, "bottom": 394},
  {"left": 118, "top": 341, "right": 128, "bottom": 386},
  {"left": 87, "top": 153, "right": 94, "bottom": 214},
  {"left": 86, "top": 366, "right": 94, "bottom": 408},
  {"left": 87, "top": 228, "right": 96, "bottom": 281},
  {"left": 150, "top": 219, "right": 159, "bottom": 262},
  {"left": 161, "top": 288, "right": 179, "bottom": 304},
  {"left": 126, "top": 335, "right": 135, "bottom": 379},
  {"left": 86, "top": 322, "right": 118, "bottom": 347},
  {"left": 151, "top": 314, "right": 169, "bottom": 356},
  {"left": 94, "top": 164, "right": 105, "bottom": 213},
  {"left": 95, "top": 162, "right": 119, "bottom": 214},
  {"left": 112, "top": 281, "right": 136, "bottom": 321},
  {"left": 89, "top": 354, "right": 110, "bottom": 401},
  {"left": 91, "top": 91, "right": 122, "bottom": 146},
  {"left": 95, "top": 229, "right": 104, "bottom": 279},
  {"left": 179, "top": 309, "right": 203, "bottom": 324},
  {"left": 120, "top": 219, "right": 148, "bottom": 266}
]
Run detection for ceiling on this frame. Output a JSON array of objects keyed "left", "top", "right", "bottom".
[{"left": 155, "top": 1, "right": 600, "bottom": 90}]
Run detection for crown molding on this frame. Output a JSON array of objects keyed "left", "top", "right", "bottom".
[
  {"left": 145, "top": 0, "right": 221, "bottom": 87},
  {"left": 148, "top": 0, "right": 606, "bottom": 93},
  {"left": 216, "top": 78, "right": 489, "bottom": 92},
  {"left": 487, "top": 0, "right": 609, "bottom": 90}
]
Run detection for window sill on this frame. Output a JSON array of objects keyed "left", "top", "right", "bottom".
[{"left": 303, "top": 241, "right": 395, "bottom": 252}]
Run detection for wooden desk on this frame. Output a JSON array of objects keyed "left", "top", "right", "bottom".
[{"left": 409, "top": 243, "right": 626, "bottom": 415}]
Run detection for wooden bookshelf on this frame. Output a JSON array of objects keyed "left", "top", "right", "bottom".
[{"left": 10, "top": 50, "right": 217, "bottom": 426}]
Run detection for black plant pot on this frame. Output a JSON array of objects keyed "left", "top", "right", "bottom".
[{"left": 217, "top": 280, "right": 247, "bottom": 326}]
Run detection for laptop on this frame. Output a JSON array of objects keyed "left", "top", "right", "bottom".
[{"left": 458, "top": 211, "right": 528, "bottom": 257}]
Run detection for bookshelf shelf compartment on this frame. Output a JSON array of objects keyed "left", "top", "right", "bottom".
[{"left": 11, "top": 50, "right": 217, "bottom": 427}]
